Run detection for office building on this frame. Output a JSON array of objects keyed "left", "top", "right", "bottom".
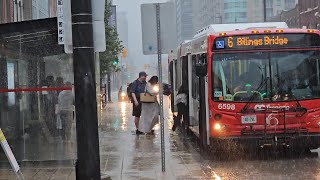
[
  {"left": 224, "top": 0, "right": 298, "bottom": 24},
  {"left": 175, "top": 0, "right": 194, "bottom": 43},
  {"left": 224, "top": 0, "right": 248, "bottom": 23},
  {"left": 193, "top": 0, "right": 223, "bottom": 31},
  {"left": 117, "top": 12, "right": 128, "bottom": 50}
]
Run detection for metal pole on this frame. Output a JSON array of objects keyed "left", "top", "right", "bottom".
[
  {"left": 263, "top": 0, "right": 267, "bottom": 22},
  {"left": 96, "top": 53, "right": 101, "bottom": 123},
  {"left": 71, "top": 0, "right": 101, "bottom": 179},
  {"left": 120, "top": 55, "right": 123, "bottom": 87},
  {"left": 199, "top": 76, "right": 207, "bottom": 152},
  {"left": 107, "top": 72, "right": 112, "bottom": 102},
  {"left": 156, "top": 3, "right": 165, "bottom": 172}
]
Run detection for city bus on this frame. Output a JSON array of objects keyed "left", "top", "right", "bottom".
[{"left": 172, "top": 22, "right": 320, "bottom": 153}]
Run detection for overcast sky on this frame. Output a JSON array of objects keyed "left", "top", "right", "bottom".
[{"left": 113, "top": 0, "right": 168, "bottom": 72}]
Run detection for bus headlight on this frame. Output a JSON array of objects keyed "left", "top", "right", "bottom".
[
  {"left": 214, "top": 123, "right": 221, "bottom": 130},
  {"left": 317, "top": 121, "right": 320, "bottom": 127}
]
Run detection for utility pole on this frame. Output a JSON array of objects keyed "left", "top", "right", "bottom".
[
  {"left": 263, "top": 0, "right": 267, "bottom": 22},
  {"left": 71, "top": 0, "right": 101, "bottom": 179}
]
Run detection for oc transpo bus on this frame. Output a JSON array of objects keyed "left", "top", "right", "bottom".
[{"left": 171, "top": 22, "right": 320, "bottom": 154}]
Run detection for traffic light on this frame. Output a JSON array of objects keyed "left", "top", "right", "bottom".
[
  {"left": 122, "top": 48, "right": 127, "bottom": 58},
  {"left": 112, "top": 58, "right": 119, "bottom": 66}
]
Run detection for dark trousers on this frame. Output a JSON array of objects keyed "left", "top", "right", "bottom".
[
  {"left": 60, "top": 110, "right": 73, "bottom": 140},
  {"left": 175, "top": 103, "right": 189, "bottom": 128}
]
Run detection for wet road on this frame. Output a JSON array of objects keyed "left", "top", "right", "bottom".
[{"left": 100, "top": 100, "right": 320, "bottom": 180}]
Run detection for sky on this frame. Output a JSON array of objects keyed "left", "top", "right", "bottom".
[{"left": 113, "top": 0, "right": 168, "bottom": 76}]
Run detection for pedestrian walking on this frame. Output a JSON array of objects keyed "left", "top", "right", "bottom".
[
  {"left": 45, "top": 76, "right": 58, "bottom": 136},
  {"left": 56, "top": 82, "right": 74, "bottom": 140},
  {"left": 139, "top": 76, "right": 160, "bottom": 135},
  {"left": 172, "top": 84, "right": 188, "bottom": 131},
  {"left": 130, "top": 71, "right": 147, "bottom": 135},
  {"left": 56, "top": 77, "right": 64, "bottom": 94}
]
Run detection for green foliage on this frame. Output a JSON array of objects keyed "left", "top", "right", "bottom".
[{"left": 100, "top": 2, "right": 123, "bottom": 75}]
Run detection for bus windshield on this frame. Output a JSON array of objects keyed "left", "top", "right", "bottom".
[{"left": 212, "top": 50, "right": 320, "bottom": 102}]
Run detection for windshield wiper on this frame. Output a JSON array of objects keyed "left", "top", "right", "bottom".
[
  {"left": 241, "top": 77, "right": 269, "bottom": 113},
  {"left": 290, "top": 93, "right": 307, "bottom": 115}
]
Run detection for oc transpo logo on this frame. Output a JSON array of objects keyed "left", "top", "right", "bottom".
[{"left": 254, "top": 104, "right": 290, "bottom": 111}]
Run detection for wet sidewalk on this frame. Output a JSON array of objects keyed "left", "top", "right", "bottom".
[
  {"left": 0, "top": 101, "right": 212, "bottom": 179},
  {"left": 98, "top": 101, "right": 212, "bottom": 180}
]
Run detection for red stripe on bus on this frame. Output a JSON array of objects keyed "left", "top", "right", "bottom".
[{"left": 0, "top": 87, "right": 72, "bottom": 93}]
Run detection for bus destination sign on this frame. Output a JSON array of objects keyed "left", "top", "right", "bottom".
[{"left": 214, "top": 33, "right": 320, "bottom": 50}]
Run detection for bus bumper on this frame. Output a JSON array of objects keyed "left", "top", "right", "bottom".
[{"left": 210, "top": 133, "right": 320, "bottom": 150}]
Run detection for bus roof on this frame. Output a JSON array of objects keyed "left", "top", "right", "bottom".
[
  {"left": 194, "top": 22, "right": 288, "bottom": 38},
  {"left": 179, "top": 40, "right": 192, "bottom": 57}
]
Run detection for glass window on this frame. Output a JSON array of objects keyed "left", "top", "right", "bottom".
[
  {"left": 212, "top": 51, "right": 320, "bottom": 102},
  {"left": 192, "top": 55, "right": 199, "bottom": 100}
]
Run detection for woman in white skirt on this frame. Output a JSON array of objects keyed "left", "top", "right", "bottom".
[{"left": 139, "top": 76, "right": 159, "bottom": 135}]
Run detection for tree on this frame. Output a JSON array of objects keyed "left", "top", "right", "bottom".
[{"left": 100, "top": 2, "right": 123, "bottom": 75}]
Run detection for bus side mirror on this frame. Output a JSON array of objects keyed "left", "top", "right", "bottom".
[{"left": 196, "top": 63, "right": 207, "bottom": 77}]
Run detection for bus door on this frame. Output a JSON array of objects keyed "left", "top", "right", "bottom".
[
  {"left": 181, "top": 56, "right": 189, "bottom": 125},
  {"left": 189, "top": 54, "right": 209, "bottom": 138},
  {"left": 170, "top": 60, "right": 176, "bottom": 112},
  {"left": 189, "top": 54, "right": 200, "bottom": 128}
]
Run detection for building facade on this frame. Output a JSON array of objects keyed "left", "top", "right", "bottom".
[
  {"left": 192, "top": 0, "right": 223, "bottom": 32},
  {"left": 275, "top": 4, "right": 300, "bottom": 28},
  {"left": 247, "top": 0, "right": 264, "bottom": 23},
  {"left": 0, "top": 0, "right": 13, "bottom": 23},
  {"left": 224, "top": 0, "right": 248, "bottom": 23},
  {"left": 0, "top": 0, "right": 56, "bottom": 23},
  {"left": 266, "top": 0, "right": 298, "bottom": 18},
  {"left": 175, "top": 0, "right": 194, "bottom": 43},
  {"left": 117, "top": 12, "right": 128, "bottom": 50},
  {"left": 32, "top": 0, "right": 49, "bottom": 19},
  {"left": 269, "top": 0, "right": 319, "bottom": 29},
  {"left": 299, "top": 0, "right": 320, "bottom": 29},
  {"left": 223, "top": 0, "right": 297, "bottom": 24}
]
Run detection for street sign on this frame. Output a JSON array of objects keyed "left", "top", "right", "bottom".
[
  {"left": 121, "top": 48, "right": 127, "bottom": 58},
  {"left": 62, "top": 0, "right": 106, "bottom": 53},
  {"left": 141, "top": 3, "right": 177, "bottom": 55},
  {"left": 57, "top": 0, "right": 65, "bottom": 45}
]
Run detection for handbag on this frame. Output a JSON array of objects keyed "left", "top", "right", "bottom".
[{"left": 140, "top": 86, "right": 157, "bottom": 103}]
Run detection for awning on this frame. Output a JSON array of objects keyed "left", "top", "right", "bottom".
[{"left": 0, "top": 17, "right": 64, "bottom": 58}]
